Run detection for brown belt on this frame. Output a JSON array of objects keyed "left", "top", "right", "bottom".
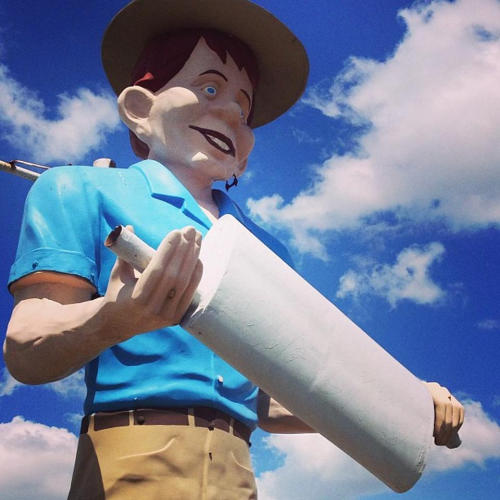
[{"left": 80, "top": 407, "right": 252, "bottom": 444}]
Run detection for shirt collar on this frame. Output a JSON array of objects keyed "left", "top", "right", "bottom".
[
  {"left": 212, "top": 189, "right": 247, "bottom": 223},
  {"left": 130, "top": 159, "right": 245, "bottom": 228}
]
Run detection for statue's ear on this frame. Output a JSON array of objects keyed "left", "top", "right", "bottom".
[
  {"left": 235, "top": 158, "right": 249, "bottom": 177},
  {"left": 117, "top": 86, "right": 154, "bottom": 141}
]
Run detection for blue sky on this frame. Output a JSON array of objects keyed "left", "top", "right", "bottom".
[{"left": 0, "top": 0, "right": 499, "bottom": 498}]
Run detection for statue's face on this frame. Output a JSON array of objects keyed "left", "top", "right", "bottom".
[{"left": 145, "top": 37, "right": 255, "bottom": 181}]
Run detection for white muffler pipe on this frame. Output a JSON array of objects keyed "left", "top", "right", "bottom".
[{"left": 108, "top": 215, "right": 434, "bottom": 492}]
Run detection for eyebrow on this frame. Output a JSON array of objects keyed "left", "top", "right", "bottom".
[
  {"left": 199, "top": 69, "right": 252, "bottom": 109},
  {"left": 199, "top": 69, "right": 228, "bottom": 81}
]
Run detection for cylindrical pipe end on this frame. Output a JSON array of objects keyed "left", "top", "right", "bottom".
[{"left": 104, "top": 225, "right": 155, "bottom": 272}]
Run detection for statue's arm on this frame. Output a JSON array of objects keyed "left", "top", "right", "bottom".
[
  {"left": 5, "top": 273, "right": 110, "bottom": 384},
  {"left": 256, "top": 384, "right": 464, "bottom": 442},
  {"left": 4, "top": 227, "right": 202, "bottom": 384},
  {"left": 257, "top": 389, "right": 315, "bottom": 433}
]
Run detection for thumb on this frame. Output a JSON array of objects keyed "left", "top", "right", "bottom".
[{"left": 109, "top": 254, "right": 137, "bottom": 285}]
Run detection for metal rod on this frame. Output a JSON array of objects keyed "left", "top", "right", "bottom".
[
  {"left": 11, "top": 159, "right": 50, "bottom": 170},
  {"left": 0, "top": 160, "right": 40, "bottom": 182}
]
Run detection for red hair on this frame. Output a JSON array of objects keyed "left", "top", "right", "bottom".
[{"left": 129, "top": 29, "right": 259, "bottom": 158}]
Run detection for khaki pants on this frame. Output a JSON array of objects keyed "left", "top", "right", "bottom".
[{"left": 68, "top": 418, "right": 257, "bottom": 500}]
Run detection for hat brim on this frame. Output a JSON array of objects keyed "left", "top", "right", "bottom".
[{"left": 102, "top": 0, "right": 309, "bottom": 127}]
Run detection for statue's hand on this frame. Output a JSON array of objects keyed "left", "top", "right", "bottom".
[
  {"left": 425, "top": 381, "right": 464, "bottom": 449},
  {"left": 103, "top": 225, "right": 203, "bottom": 341}
]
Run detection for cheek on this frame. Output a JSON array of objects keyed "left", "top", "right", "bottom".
[
  {"left": 239, "top": 128, "right": 255, "bottom": 158},
  {"left": 159, "top": 88, "right": 201, "bottom": 116},
  {"left": 149, "top": 89, "right": 201, "bottom": 132}
]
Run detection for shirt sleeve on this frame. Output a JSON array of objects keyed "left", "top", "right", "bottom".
[{"left": 8, "top": 166, "right": 101, "bottom": 290}]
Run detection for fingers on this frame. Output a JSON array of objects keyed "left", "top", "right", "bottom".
[
  {"left": 446, "top": 395, "right": 465, "bottom": 449},
  {"left": 154, "top": 227, "right": 202, "bottom": 318},
  {"left": 176, "top": 259, "right": 203, "bottom": 317},
  {"left": 459, "top": 399, "right": 465, "bottom": 428},
  {"left": 434, "top": 385, "right": 452, "bottom": 446},
  {"left": 451, "top": 395, "right": 462, "bottom": 429},
  {"left": 426, "top": 382, "right": 464, "bottom": 448},
  {"left": 132, "top": 227, "right": 183, "bottom": 302},
  {"left": 132, "top": 226, "right": 203, "bottom": 323},
  {"left": 442, "top": 395, "right": 453, "bottom": 445}
]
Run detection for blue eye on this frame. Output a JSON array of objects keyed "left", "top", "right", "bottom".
[{"left": 203, "top": 85, "right": 217, "bottom": 96}]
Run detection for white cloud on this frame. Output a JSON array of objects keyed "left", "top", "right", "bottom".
[
  {"left": 336, "top": 242, "right": 446, "bottom": 306},
  {"left": 291, "top": 127, "right": 322, "bottom": 145},
  {"left": 0, "top": 368, "right": 22, "bottom": 396},
  {"left": 64, "top": 413, "right": 85, "bottom": 429},
  {"left": 257, "top": 433, "right": 386, "bottom": 500},
  {"left": 0, "top": 417, "right": 77, "bottom": 500},
  {"left": 476, "top": 319, "right": 500, "bottom": 331},
  {"left": 257, "top": 399, "right": 500, "bottom": 500},
  {"left": 248, "top": 0, "right": 500, "bottom": 257},
  {"left": 0, "top": 368, "right": 86, "bottom": 400},
  {"left": 0, "top": 63, "right": 120, "bottom": 163},
  {"left": 49, "top": 370, "right": 86, "bottom": 399}
]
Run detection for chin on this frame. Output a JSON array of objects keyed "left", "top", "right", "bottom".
[{"left": 189, "top": 155, "right": 235, "bottom": 179}]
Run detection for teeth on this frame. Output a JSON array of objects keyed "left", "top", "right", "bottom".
[{"left": 210, "top": 136, "right": 230, "bottom": 151}]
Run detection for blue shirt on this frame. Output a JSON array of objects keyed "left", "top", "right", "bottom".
[{"left": 9, "top": 160, "right": 293, "bottom": 428}]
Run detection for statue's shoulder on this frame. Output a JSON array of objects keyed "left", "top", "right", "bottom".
[{"left": 34, "top": 164, "right": 138, "bottom": 197}]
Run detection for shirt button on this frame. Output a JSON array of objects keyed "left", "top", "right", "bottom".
[{"left": 217, "top": 375, "right": 224, "bottom": 384}]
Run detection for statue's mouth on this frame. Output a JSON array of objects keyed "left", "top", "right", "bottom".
[{"left": 189, "top": 125, "right": 236, "bottom": 157}]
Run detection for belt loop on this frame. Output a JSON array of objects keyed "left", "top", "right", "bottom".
[
  {"left": 129, "top": 409, "right": 134, "bottom": 426},
  {"left": 90, "top": 414, "right": 96, "bottom": 432},
  {"left": 187, "top": 407, "right": 195, "bottom": 426},
  {"left": 229, "top": 417, "right": 235, "bottom": 435}
]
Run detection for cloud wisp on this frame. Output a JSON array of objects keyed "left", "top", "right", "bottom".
[
  {"left": 476, "top": 319, "right": 500, "bottom": 331},
  {"left": 336, "top": 242, "right": 446, "bottom": 307},
  {"left": 248, "top": 0, "right": 500, "bottom": 257},
  {"left": 0, "top": 367, "right": 22, "bottom": 397},
  {"left": 0, "top": 417, "right": 77, "bottom": 500},
  {"left": 0, "top": 368, "right": 86, "bottom": 400},
  {"left": 257, "top": 399, "right": 500, "bottom": 500},
  {"left": 0, "top": 64, "right": 120, "bottom": 164},
  {"left": 48, "top": 370, "right": 86, "bottom": 399}
]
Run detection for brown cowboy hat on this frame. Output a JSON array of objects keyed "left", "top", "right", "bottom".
[{"left": 102, "top": 0, "right": 309, "bottom": 127}]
